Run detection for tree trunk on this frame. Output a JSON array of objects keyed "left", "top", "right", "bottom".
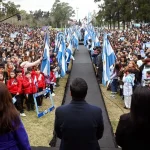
[
  {"left": 113, "top": 22, "right": 115, "bottom": 29},
  {"left": 118, "top": 18, "right": 120, "bottom": 29},
  {"left": 110, "top": 19, "right": 112, "bottom": 29},
  {"left": 123, "top": 21, "right": 125, "bottom": 30}
]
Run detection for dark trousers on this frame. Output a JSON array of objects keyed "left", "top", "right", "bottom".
[
  {"left": 36, "top": 87, "right": 43, "bottom": 106},
  {"left": 26, "top": 94, "right": 34, "bottom": 111},
  {"left": 67, "top": 63, "right": 69, "bottom": 70},
  {"left": 111, "top": 79, "right": 118, "bottom": 93},
  {"left": 50, "top": 84, "right": 54, "bottom": 94},
  {"left": 97, "top": 69, "right": 103, "bottom": 84},
  {"left": 11, "top": 93, "right": 24, "bottom": 113},
  {"left": 20, "top": 94, "right": 25, "bottom": 108}
]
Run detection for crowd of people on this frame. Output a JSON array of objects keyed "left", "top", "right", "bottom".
[
  {"left": 89, "top": 25, "right": 150, "bottom": 109},
  {"left": 0, "top": 23, "right": 68, "bottom": 117},
  {"left": 1, "top": 21, "right": 150, "bottom": 150}
]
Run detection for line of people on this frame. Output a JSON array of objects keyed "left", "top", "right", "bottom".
[{"left": 88, "top": 26, "right": 150, "bottom": 109}]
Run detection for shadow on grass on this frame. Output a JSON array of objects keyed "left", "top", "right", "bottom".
[{"left": 100, "top": 84, "right": 129, "bottom": 133}]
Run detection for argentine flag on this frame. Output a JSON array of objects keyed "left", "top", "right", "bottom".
[
  {"left": 95, "top": 36, "right": 100, "bottom": 47},
  {"left": 102, "top": 33, "right": 116, "bottom": 85},
  {"left": 107, "top": 39, "right": 116, "bottom": 67},
  {"left": 68, "top": 40, "right": 73, "bottom": 54},
  {"left": 84, "top": 30, "right": 89, "bottom": 46},
  {"left": 73, "top": 32, "right": 79, "bottom": 50},
  {"left": 57, "top": 38, "right": 67, "bottom": 77},
  {"left": 41, "top": 32, "right": 50, "bottom": 76}
]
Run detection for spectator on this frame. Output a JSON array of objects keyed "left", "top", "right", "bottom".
[
  {"left": 0, "top": 82, "right": 31, "bottom": 149},
  {"left": 54, "top": 78, "right": 104, "bottom": 150},
  {"left": 115, "top": 86, "right": 150, "bottom": 150}
]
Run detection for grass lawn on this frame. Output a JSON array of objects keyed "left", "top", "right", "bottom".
[
  {"left": 21, "top": 50, "right": 127, "bottom": 146},
  {"left": 100, "top": 84, "right": 129, "bottom": 132},
  {"left": 22, "top": 75, "right": 69, "bottom": 146},
  {"left": 21, "top": 55, "right": 74, "bottom": 147}
]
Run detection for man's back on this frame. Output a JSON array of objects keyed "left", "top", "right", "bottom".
[{"left": 55, "top": 100, "right": 104, "bottom": 150}]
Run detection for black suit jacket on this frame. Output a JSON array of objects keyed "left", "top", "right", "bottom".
[
  {"left": 115, "top": 113, "right": 150, "bottom": 150},
  {"left": 54, "top": 100, "right": 104, "bottom": 150}
]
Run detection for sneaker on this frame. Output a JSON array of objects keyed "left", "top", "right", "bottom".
[
  {"left": 20, "top": 113, "right": 26, "bottom": 117},
  {"left": 52, "top": 93, "right": 55, "bottom": 96},
  {"left": 110, "top": 94, "right": 115, "bottom": 97},
  {"left": 111, "top": 92, "right": 117, "bottom": 94}
]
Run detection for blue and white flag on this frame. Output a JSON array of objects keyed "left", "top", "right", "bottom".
[
  {"left": 41, "top": 32, "right": 50, "bottom": 76},
  {"left": 84, "top": 30, "right": 89, "bottom": 46},
  {"left": 67, "top": 34, "right": 70, "bottom": 43},
  {"left": 95, "top": 36, "right": 100, "bottom": 47},
  {"left": 73, "top": 32, "right": 79, "bottom": 50},
  {"left": 68, "top": 40, "right": 73, "bottom": 54},
  {"left": 57, "top": 34, "right": 67, "bottom": 77},
  {"left": 61, "top": 39, "right": 67, "bottom": 77},
  {"left": 107, "top": 39, "right": 116, "bottom": 67},
  {"left": 102, "top": 33, "right": 116, "bottom": 85}
]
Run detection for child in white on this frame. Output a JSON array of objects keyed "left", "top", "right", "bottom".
[{"left": 123, "top": 69, "right": 135, "bottom": 109}]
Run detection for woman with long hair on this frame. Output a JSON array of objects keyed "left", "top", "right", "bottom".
[
  {"left": 0, "top": 82, "right": 31, "bottom": 149},
  {"left": 126, "top": 60, "right": 140, "bottom": 89},
  {"left": 115, "top": 86, "right": 150, "bottom": 150}
]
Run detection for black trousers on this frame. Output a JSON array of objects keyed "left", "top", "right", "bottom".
[
  {"left": 26, "top": 94, "right": 34, "bottom": 111},
  {"left": 50, "top": 84, "right": 54, "bottom": 94},
  {"left": 36, "top": 87, "right": 43, "bottom": 106},
  {"left": 97, "top": 69, "right": 103, "bottom": 84},
  {"left": 11, "top": 93, "right": 24, "bottom": 113}
]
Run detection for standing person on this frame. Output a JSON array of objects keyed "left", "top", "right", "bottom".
[
  {"left": 96, "top": 48, "right": 103, "bottom": 84},
  {"left": 35, "top": 67, "right": 45, "bottom": 107},
  {"left": 123, "top": 68, "right": 135, "bottom": 109},
  {"left": 110, "top": 64, "right": 120, "bottom": 97},
  {"left": 0, "top": 82, "right": 31, "bottom": 149},
  {"left": 66, "top": 46, "right": 72, "bottom": 71},
  {"left": 7, "top": 71, "right": 25, "bottom": 117},
  {"left": 50, "top": 66, "right": 56, "bottom": 96},
  {"left": 16, "top": 68, "right": 26, "bottom": 116},
  {"left": 22, "top": 71, "right": 37, "bottom": 111},
  {"left": 115, "top": 86, "right": 150, "bottom": 150},
  {"left": 0, "top": 63, "right": 8, "bottom": 83},
  {"left": 54, "top": 78, "right": 104, "bottom": 150}
]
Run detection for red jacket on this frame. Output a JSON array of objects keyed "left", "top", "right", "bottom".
[
  {"left": 50, "top": 71, "right": 56, "bottom": 83},
  {"left": 7, "top": 78, "right": 21, "bottom": 94},
  {"left": 17, "top": 75, "right": 24, "bottom": 94},
  {"left": 36, "top": 73, "right": 45, "bottom": 88},
  {"left": 22, "top": 77, "right": 37, "bottom": 94}
]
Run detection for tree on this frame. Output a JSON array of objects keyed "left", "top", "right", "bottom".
[
  {"left": 94, "top": 0, "right": 150, "bottom": 29},
  {"left": 50, "top": 0, "right": 75, "bottom": 28},
  {"left": 3, "top": 1, "right": 20, "bottom": 15}
]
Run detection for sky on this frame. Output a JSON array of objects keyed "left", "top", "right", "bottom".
[{"left": 5, "top": 0, "right": 101, "bottom": 20}]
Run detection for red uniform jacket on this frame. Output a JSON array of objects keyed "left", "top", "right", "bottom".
[
  {"left": 7, "top": 78, "right": 21, "bottom": 94},
  {"left": 16, "top": 75, "right": 24, "bottom": 94},
  {"left": 36, "top": 73, "right": 45, "bottom": 88},
  {"left": 50, "top": 71, "right": 56, "bottom": 83},
  {"left": 22, "top": 77, "right": 37, "bottom": 94}
]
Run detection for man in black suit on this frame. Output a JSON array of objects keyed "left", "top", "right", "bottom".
[{"left": 54, "top": 78, "right": 104, "bottom": 150}]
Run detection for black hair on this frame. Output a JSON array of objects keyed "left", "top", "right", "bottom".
[
  {"left": 131, "top": 86, "right": 150, "bottom": 126},
  {"left": 15, "top": 68, "right": 22, "bottom": 74},
  {"left": 147, "top": 71, "right": 150, "bottom": 74},
  {"left": 70, "top": 78, "right": 88, "bottom": 100},
  {"left": 50, "top": 66, "right": 55, "bottom": 71}
]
